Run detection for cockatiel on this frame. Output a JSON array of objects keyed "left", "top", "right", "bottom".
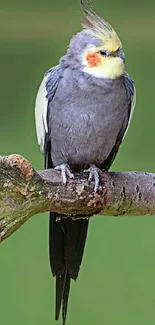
[{"left": 35, "top": 0, "right": 136, "bottom": 324}]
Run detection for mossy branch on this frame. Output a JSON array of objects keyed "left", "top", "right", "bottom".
[{"left": 0, "top": 154, "right": 155, "bottom": 242}]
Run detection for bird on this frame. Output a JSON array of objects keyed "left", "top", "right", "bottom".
[{"left": 35, "top": 0, "right": 136, "bottom": 324}]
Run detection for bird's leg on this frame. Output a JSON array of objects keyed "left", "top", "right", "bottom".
[
  {"left": 55, "top": 163, "right": 74, "bottom": 184},
  {"left": 87, "top": 164, "right": 102, "bottom": 192}
]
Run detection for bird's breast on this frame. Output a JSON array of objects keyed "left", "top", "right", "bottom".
[{"left": 48, "top": 75, "right": 128, "bottom": 170}]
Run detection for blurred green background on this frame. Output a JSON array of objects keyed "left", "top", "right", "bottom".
[{"left": 1, "top": 0, "right": 155, "bottom": 324}]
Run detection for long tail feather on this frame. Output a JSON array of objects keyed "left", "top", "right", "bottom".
[
  {"left": 62, "top": 272, "right": 71, "bottom": 325},
  {"left": 64, "top": 218, "right": 89, "bottom": 279},
  {"left": 49, "top": 212, "right": 89, "bottom": 324},
  {"left": 55, "top": 271, "right": 67, "bottom": 321}
]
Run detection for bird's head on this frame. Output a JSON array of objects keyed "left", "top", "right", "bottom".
[
  {"left": 64, "top": 0, "right": 125, "bottom": 79},
  {"left": 80, "top": 0, "right": 125, "bottom": 79}
]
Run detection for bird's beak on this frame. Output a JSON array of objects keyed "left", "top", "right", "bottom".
[{"left": 116, "top": 49, "right": 125, "bottom": 62}]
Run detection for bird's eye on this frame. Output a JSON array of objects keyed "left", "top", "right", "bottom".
[{"left": 100, "top": 50, "right": 107, "bottom": 56}]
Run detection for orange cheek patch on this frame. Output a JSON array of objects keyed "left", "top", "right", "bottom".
[{"left": 86, "top": 53, "right": 102, "bottom": 67}]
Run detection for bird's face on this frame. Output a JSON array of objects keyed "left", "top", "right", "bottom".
[
  {"left": 82, "top": 44, "right": 125, "bottom": 79},
  {"left": 79, "top": 0, "right": 125, "bottom": 79}
]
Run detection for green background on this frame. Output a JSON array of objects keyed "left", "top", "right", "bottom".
[{"left": 0, "top": 0, "right": 155, "bottom": 324}]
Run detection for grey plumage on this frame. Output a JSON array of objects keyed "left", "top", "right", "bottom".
[
  {"left": 35, "top": 4, "right": 135, "bottom": 325},
  {"left": 46, "top": 64, "right": 130, "bottom": 170}
]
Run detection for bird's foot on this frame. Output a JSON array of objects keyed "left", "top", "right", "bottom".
[
  {"left": 55, "top": 163, "right": 74, "bottom": 184},
  {"left": 87, "top": 164, "right": 102, "bottom": 192}
]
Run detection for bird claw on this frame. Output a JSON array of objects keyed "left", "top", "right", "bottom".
[
  {"left": 55, "top": 164, "right": 74, "bottom": 184},
  {"left": 87, "top": 165, "right": 102, "bottom": 192}
]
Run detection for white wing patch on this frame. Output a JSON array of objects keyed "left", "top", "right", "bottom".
[
  {"left": 123, "top": 85, "right": 136, "bottom": 140},
  {"left": 35, "top": 75, "right": 49, "bottom": 153}
]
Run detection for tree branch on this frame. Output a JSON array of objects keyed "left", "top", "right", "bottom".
[{"left": 0, "top": 154, "right": 155, "bottom": 242}]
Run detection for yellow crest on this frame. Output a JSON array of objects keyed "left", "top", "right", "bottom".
[{"left": 80, "top": 0, "right": 122, "bottom": 52}]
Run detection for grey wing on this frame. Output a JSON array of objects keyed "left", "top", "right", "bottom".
[
  {"left": 122, "top": 72, "right": 136, "bottom": 140},
  {"left": 101, "top": 72, "right": 136, "bottom": 171},
  {"left": 35, "top": 65, "right": 62, "bottom": 162}
]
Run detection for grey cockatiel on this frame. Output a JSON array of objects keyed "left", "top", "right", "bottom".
[{"left": 35, "top": 0, "right": 136, "bottom": 324}]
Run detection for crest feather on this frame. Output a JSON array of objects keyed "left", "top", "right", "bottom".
[{"left": 80, "top": 0, "right": 122, "bottom": 51}]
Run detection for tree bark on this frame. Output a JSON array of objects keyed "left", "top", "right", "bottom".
[{"left": 0, "top": 154, "right": 155, "bottom": 242}]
